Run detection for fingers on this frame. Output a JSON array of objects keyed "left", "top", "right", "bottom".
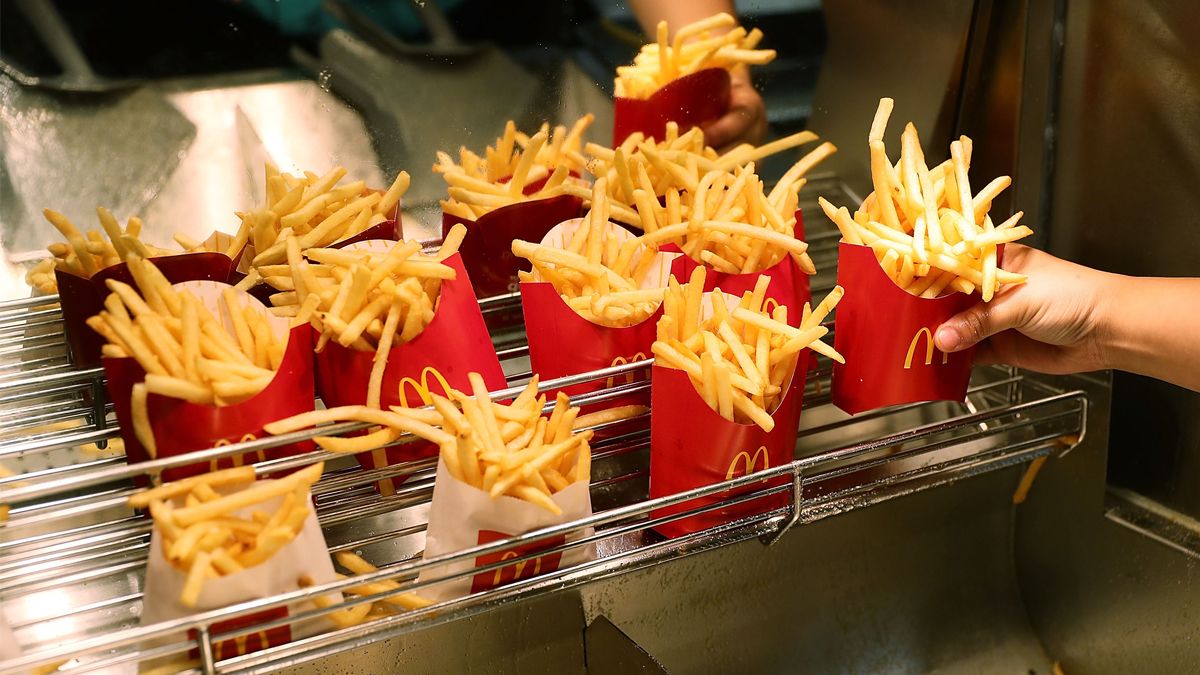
[
  {"left": 934, "top": 287, "right": 1028, "bottom": 353},
  {"left": 703, "top": 83, "right": 767, "bottom": 149}
]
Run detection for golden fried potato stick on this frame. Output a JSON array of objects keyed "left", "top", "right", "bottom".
[{"left": 821, "top": 97, "right": 1032, "bottom": 300}]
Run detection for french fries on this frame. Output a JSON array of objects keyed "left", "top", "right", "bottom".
[
  {"left": 270, "top": 375, "right": 593, "bottom": 515},
  {"left": 579, "top": 124, "right": 835, "bottom": 224},
  {"left": 819, "top": 97, "right": 1033, "bottom": 300},
  {"left": 434, "top": 115, "right": 593, "bottom": 220},
  {"left": 299, "top": 550, "right": 434, "bottom": 629},
  {"left": 239, "top": 164, "right": 410, "bottom": 268},
  {"left": 652, "top": 267, "right": 843, "bottom": 431},
  {"left": 131, "top": 463, "right": 324, "bottom": 608},
  {"left": 631, "top": 158, "right": 821, "bottom": 275},
  {"left": 615, "top": 13, "right": 776, "bottom": 100},
  {"left": 88, "top": 257, "right": 289, "bottom": 457},
  {"left": 25, "top": 207, "right": 175, "bottom": 294},
  {"left": 261, "top": 229, "right": 464, "bottom": 409},
  {"left": 512, "top": 178, "right": 666, "bottom": 327}
]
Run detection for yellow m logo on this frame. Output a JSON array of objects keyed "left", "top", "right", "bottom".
[
  {"left": 763, "top": 297, "right": 781, "bottom": 315},
  {"left": 904, "top": 327, "right": 950, "bottom": 369},
  {"left": 605, "top": 352, "right": 650, "bottom": 389},
  {"left": 492, "top": 549, "right": 543, "bottom": 587},
  {"left": 217, "top": 631, "right": 273, "bottom": 660},
  {"left": 398, "top": 367, "right": 452, "bottom": 408},
  {"left": 211, "top": 434, "right": 265, "bottom": 471},
  {"left": 726, "top": 446, "right": 771, "bottom": 480}
]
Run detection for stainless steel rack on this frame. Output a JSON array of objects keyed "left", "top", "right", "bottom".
[{"left": 0, "top": 180, "right": 1090, "bottom": 674}]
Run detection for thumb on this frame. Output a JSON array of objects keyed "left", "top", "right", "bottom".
[{"left": 935, "top": 292, "right": 1024, "bottom": 353}]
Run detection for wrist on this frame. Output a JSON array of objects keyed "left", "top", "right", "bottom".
[{"left": 1092, "top": 272, "right": 1127, "bottom": 372}]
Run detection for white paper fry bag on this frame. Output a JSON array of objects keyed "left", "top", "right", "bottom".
[
  {"left": 141, "top": 487, "right": 338, "bottom": 662},
  {"left": 419, "top": 461, "right": 595, "bottom": 602}
]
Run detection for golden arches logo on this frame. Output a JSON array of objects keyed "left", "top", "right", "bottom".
[
  {"left": 904, "top": 327, "right": 949, "bottom": 369},
  {"left": 605, "top": 352, "right": 650, "bottom": 389},
  {"left": 397, "top": 367, "right": 452, "bottom": 408},
  {"left": 726, "top": 446, "right": 771, "bottom": 480},
  {"left": 215, "top": 630, "right": 274, "bottom": 660},
  {"left": 491, "top": 550, "right": 545, "bottom": 587},
  {"left": 763, "top": 297, "right": 782, "bottom": 315},
  {"left": 210, "top": 434, "right": 266, "bottom": 471}
]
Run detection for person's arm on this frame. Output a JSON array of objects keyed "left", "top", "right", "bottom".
[
  {"left": 627, "top": 0, "right": 768, "bottom": 150},
  {"left": 934, "top": 244, "right": 1200, "bottom": 392}
]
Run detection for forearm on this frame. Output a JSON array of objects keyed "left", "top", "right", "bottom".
[
  {"left": 628, "top": 0, "right": 735, "bottom": 37},
  {"left": 1101, "top": 275, "right": 1200, "bottom": 391}
]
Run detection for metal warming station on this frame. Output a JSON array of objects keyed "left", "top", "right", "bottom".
[{"left": 0, "top": 0, "right": 1196, "bottom": 673}]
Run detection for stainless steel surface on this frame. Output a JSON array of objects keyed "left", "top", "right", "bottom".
[
  {"left": 0, "top": 81, "right": 195, "bottom": 256},
  {"left": 807, "top": 0, "right": 977, "bottom": 197},
  {"left": 1010, "top": 1, "right": 1200, "bottom": 672},
  {"left": 1045, "top": 0, "right": 1200, "bottom": 517},
  {"left": 0, "top": 182, "right": 1094, "bottom": 674}
]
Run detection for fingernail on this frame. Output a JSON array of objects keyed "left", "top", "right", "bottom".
[{"left": 936, "top": 325, "right": 961, "bottom": 352}]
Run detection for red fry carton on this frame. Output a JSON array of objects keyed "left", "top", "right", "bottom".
[
  {"left": 648, "top": 291, "right": 810, "bottom": 538},
  {"left": 313, "top": 249, "right": 505, "bottom": 494},
  {"left": 418, "top": 461, "right": 594, "bottom": 601},
  {"left": 57, "top": 249, "right": 236, "bottom": 368},
  {"left": 520, "top": 218, "right": 679, "bottom": 409},
  {"left": 831, "top": 242, "right": 994, "bottom": 415},
  {"left": 104, "top": 280, "right": 316, "bottom": 483},
  {"left": 665, "top": 212, "right": 811, "bottom": 327},
  {"left": 442, "top": 194, "right": 584, "bottom": 299},
  {"left": 140, "top": 487, "right": 338, "bottom": 662},
  {"left": 648, "top": 354, "right": 809, "bottom": 539},
  {"left": 613, "top": 68, "right": 732, "bottom": 146}
]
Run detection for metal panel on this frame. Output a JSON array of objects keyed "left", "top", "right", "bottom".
[
  {"left": 576, "top": 466, "right": 1054, "bottom": 675},
  {"left": 1044, "top": 0, "right": 1200, "bottom": 520},
  {"left": 807, "top": 0, "right": 977, "bottom": 197},
  {"left": 1017, "top": 376, "right": 1200, "bottom": 674}
]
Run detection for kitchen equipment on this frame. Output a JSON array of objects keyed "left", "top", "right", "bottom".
[{"left": 0, "top": 0, "right": 1195, "bottom": 672}]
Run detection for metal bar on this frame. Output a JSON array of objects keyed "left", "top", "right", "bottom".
[
  {"left": 0, "top": 360, "right": 655, "bottom": 505},
  {"left": 0, "top": 294, "right": 60, "bottom": 311},
  {"left": 760, "top": 466, "right": 804, "bottom": 546}
]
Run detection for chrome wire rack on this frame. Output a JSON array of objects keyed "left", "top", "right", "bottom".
[{"left": 0, "top": 179, "right": 1090, "bottom": 675}]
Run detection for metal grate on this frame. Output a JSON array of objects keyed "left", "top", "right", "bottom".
[{"left": 0, "top": 179, "right": 1090, "bottom": 674}]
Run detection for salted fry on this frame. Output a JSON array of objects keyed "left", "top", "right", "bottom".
[
  {"left": 436, "top": 115, "right": 593, "bottom": 219},
  {"left": 513, "top": 179, "right": 667, "bottom": 327},
  {"left": 243, "top": 165, "right": 409, "bottom": 268},
  {"left": 823, "top": 97, "right": 1032, "bottom": 299},
  {"left": 273, "top": 377, "right": 592, "bottom": 513},
  {"left": 133, "top": 464, "right": 324, "bottom": 607},
  {"left": 615, "top": 13, "right": 775, "bottom": 100},
  {"left": 652, "top": 269, "right": 842, "bottom": 430},
  {"left": 28, "top": 208, "right": 180, "bottom": 294},
  {"left": 92, "top": 258, "right": 289, "bottom": 410}
]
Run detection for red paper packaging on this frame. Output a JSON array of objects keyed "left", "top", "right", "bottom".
[
  {"left": 665, "top": 211, "right": 811, "bottom": 327},
  {"left": 314, "top": 247, "right": 505, "bottom": 494},
  {"left": 57, "top": 246, "right": 236, "bottom": 368},
  {"left": 831, "top": 242, "right": 1000, "bottom": 414},
  {"left": 520, "top": 218, "right": 679, "bottom": 411},
  {"left": 648, "top": 301, "right": 811, "bottom": 538},
  {"left": 418, "top": 461, "right": 594, "bottom": 601},
  {"left": 104, "top": 280, "right": 316, "bottom": 483},
  {"left": 613, "top": 68, "right": 732, "bottom": 146},
  {"left": 443, "top": 193, "right": 584, "bottom": 300}
]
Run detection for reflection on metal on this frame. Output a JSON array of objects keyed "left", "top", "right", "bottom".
[
  {"left": 585, "top": 616, "right": 669, "bottom": 675},
  {"left": 1104, "top": 487, "right": 1200, "bottom": 561}
]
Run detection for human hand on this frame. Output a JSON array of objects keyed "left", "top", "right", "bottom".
[
  {"left": 933, "top": 244, "right": 1114, "bottom": 374},
  {"left": 702, "top": 65, "right": 768, "bottom": 151}
]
